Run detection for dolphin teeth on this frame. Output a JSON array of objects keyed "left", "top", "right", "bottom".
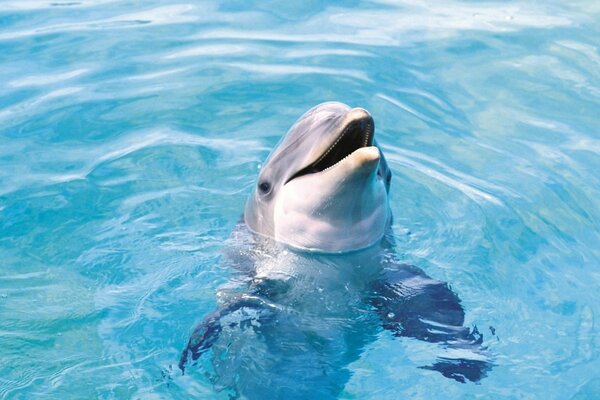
[
  {"left": 321, "top": 153, "right": 351, "bottom": 173},
  {"left": 363, "top": 120, "right": 373, "bottom": 147}
]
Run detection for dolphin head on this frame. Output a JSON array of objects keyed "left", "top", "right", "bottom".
[{"left": 244, "top": 102, "right": 392, "bottom": 253}]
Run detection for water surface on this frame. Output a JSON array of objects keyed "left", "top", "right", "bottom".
[{"left": 1, "top": 1, "right": 599, "bottom": 399}]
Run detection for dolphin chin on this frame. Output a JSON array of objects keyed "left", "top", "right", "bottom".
[{"left": 244, "top": 102, "right": 392, "bottom": 253}]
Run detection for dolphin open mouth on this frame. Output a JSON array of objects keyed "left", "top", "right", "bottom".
[{"left": 287, "top": 110, "right": 374, "bottom": 182}]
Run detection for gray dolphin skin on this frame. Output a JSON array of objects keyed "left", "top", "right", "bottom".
[{"left": 181, "top": 102, "right": 492, "bottom": 398}]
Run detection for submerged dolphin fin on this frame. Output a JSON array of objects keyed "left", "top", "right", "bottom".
[
  {"left": 179, "top": 294, "right": 279, "bottom": 373},
  {"left": 368, "top": 261, "right": 493, "bottom": 383},
  {"left": 179, "top": 309, "right": 223, "bottom": 372}
]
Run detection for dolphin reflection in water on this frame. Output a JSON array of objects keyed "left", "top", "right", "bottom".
[{"left": 180, "top": 103, "right": 492, "bottom": 398}]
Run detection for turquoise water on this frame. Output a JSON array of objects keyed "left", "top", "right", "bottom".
[{"left": 1, "top": 0, "right": 600, "bottom": 398}]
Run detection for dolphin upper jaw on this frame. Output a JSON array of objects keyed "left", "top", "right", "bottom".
[{"left": 285, "top": 107, "right": 375, "bottom": 184}]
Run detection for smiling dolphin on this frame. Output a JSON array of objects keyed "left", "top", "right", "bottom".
[
  {"left": 245, "top": 102, "right": 391, "bottom": 252},
  {"left": 180, "top": 102, "right": 492, "bottom": 398}
]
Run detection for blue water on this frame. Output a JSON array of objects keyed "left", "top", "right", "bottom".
[{"left": 1, "top": 1, "right": 600, "bottom": 398}]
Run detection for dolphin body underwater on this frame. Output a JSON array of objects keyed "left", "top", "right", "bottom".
[{"left": 180, "top": 102, "right": 492, "bottom": 398}]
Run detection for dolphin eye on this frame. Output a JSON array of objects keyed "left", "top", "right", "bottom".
[{"left": 258, "top": 181, "right": 272, "bottom": 195}]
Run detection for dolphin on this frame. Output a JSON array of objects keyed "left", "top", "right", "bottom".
[{"left": 180, "top": 102, "right": 492, "bottom": 398}]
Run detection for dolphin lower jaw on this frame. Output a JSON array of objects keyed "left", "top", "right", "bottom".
[{"left": 272, "top": 147, "right": 390, "bottom": 253}]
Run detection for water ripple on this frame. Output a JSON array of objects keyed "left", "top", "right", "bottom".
[
  {"left": 227, "top": 62, "right": 371, "bottom": 82},
  {"left": 0, "top": 4, "right": 198, "bottom": 40},
  {"left": 7, "top": 68, "right": 89, "bottom": 88},
  {"left": 194, "top": 1, "right": 572, "bottom": 48},
  {"left": 0, "top": 1, "right": 118, "bottom": 12},
  {"left": 0, "top": 129, "right": 262, "bottom": 196},
  {"left": 163, "top": 44, "right": 255, "bottom": 60},
  {"left": 1, "top": 1, "right": 599, "bottom": 398}
]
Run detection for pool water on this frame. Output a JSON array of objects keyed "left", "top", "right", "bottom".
[{"left": 1, "top": 1, "right": 600, "bottom": 399}]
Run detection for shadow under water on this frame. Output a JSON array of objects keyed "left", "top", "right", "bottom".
[{"left": 180, "top": 225, "right": 493, "bottom": 398}]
